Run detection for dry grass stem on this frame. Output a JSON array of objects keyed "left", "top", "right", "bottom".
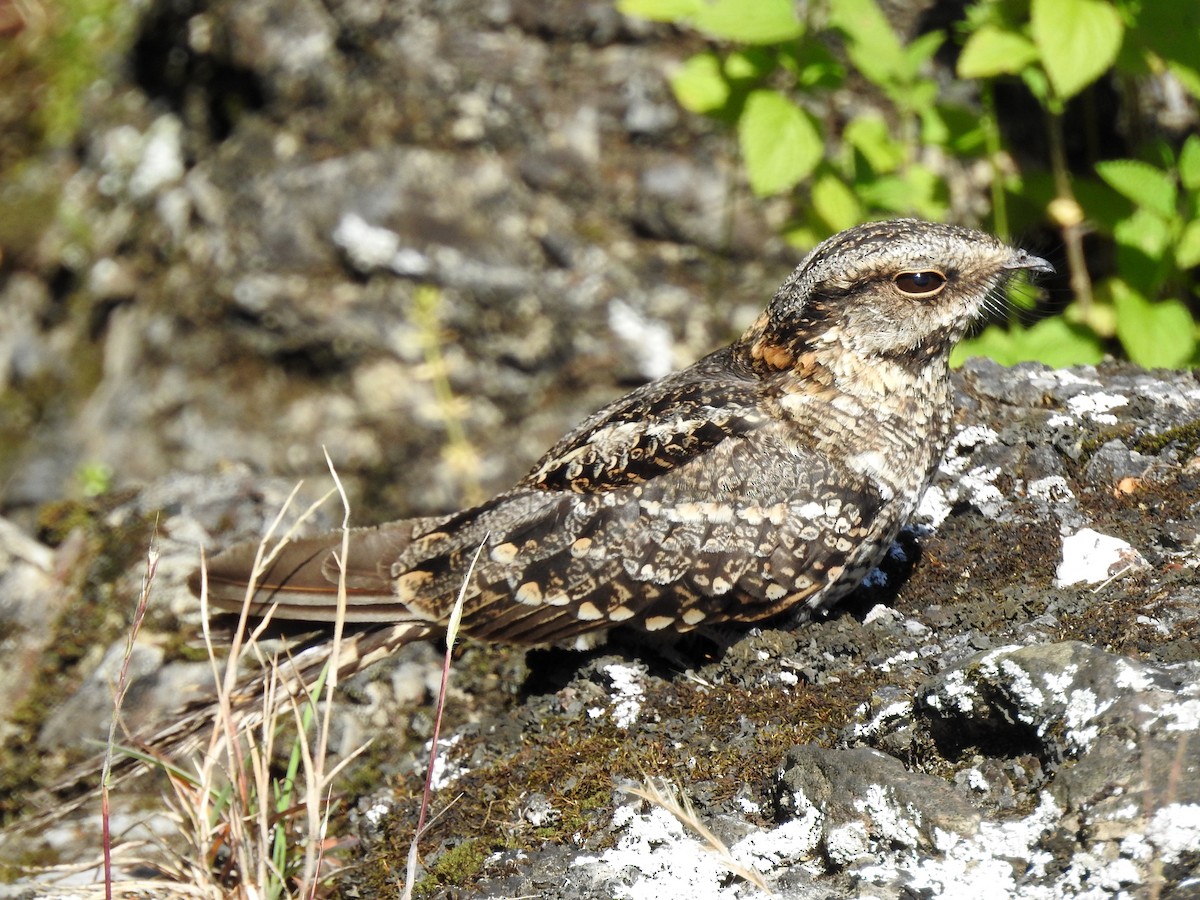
[
  {"left": 623, "top": 778, "right": 774, "bottom": 896},
  {"left": 101, "top": 533, "right": 160, "bottom": 898}
]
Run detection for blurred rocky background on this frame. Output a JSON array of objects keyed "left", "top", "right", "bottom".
[{"left": 0, "top": 0, "right": 799, "bottom": 529}]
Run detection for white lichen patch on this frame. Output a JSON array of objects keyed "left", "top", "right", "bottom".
[
  {"left": 853, "top": 783, "right": 923, "bottom": 850},
  {"left": 733, "top": 810, "right": 824, "bottom": 873},
  {"left": 959, "top": 466, "right": 1005, "bottom": 515},
  {"left": 1057, "top": 685, "right": 1109, "bottom": 751},
  {"left": 574, "top": 805, "right": 739, "bottom": 900},
  {"left": 1066, "top": 391, "right": 1128, "bottom": 424},
  {"left": 1154, "top": 698, "right": 1200, "bottom": 733},
  {"left": 850, "top": 699, "right": 914, "bottom": 742},
  {"left": 918, "top": 426, "right": 1009, "bottom": 527},
  {"left": 916, "top": 484, "right": 953, "bottom": 528},
  {"left": 878, "top": 649, "right": 920, "bottom": 673},
  {"left": 1112, "top": 658, "right": 1157, "bottom": 692},
  {"left": 1144, "top": 804, "right": 1200, "bottom": 863},
  {"left": 603, "top": 662, "right": 647, "bottom": 729},
  {"left": 923, "top": 666, "right": 979, "bottom": 715},
  {"left": 1037, "top": 369, "right": 1102, "bottom": 388},
  {"left": 1055, "top": 528, "right": 1146, "bottom": 587},
  {"left": 947, "top": 425, "right": 1001, "bottom": 456},
  {"left": 854, "top": 792, "right": 1062, "bottom": 899},
  {"left": 863, "top": 603, "right": 903, "bottom": 625},
  {"left": 1027, "top": 475, "right": 1075, "bottom": 503},
  {"left": 420, "top": 733, "right": 467, "bottom": 791},
  {"left": 993, "top": 654, "right": 1044, "bottom": 717}
]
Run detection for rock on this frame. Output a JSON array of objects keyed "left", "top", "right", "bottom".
[
  {"left": 0, "top": 518, "right": 69, "bottom": 731},
  {"left": 773, "top": 744, "right": 981, "bottom": 867}
]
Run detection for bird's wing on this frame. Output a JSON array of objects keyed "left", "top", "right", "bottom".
[
  {"left": 522, "top": 349, "right": 768, "bottom": 493},
  {"left": 199, "top": 350, "right": 773, "bottom": 627},
  {"left": 386, "top": 427, "right": 888, "bottom": 645}
]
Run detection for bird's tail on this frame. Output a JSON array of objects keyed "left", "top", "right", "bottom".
[
  {"left": 192, "top": 524, "right": 433, "bottom": 623},
  {"left": 133, "top": 517, "right": 446, "bottom": 776}
]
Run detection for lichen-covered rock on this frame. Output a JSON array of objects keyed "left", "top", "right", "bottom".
[{"left": 773, "top": 744, "right": 981, "bottom": 867}]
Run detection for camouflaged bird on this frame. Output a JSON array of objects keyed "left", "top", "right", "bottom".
[{"left": 198, "top": 219, "right": 1052, "bottom": 659}]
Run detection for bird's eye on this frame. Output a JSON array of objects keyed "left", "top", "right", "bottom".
[{"left": 893, "top": 270, "right": 947, "bottom": 297}]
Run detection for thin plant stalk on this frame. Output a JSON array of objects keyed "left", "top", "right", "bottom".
[
  {"left": 400, "top": 536, "right": 488, "bottom": 900},
  {"left": 101, "top": 535, "right": 160, "bottom": 898},
  {"left": 624, "top": 778, "right": 774, "bottom": 896}
]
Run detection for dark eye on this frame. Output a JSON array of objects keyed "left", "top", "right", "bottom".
[{"left": 893, "top": 270, "right": 947, "bottom": 297}]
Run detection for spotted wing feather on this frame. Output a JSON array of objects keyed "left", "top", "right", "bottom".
[{"left": 381, "top": 422, "right": 887, "bottom": 646}]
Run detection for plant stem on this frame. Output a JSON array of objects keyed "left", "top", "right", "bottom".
[
  {"left": 1046, "top": 109, "right": 1093, "bottom": 315},
  {"left": 980, "top": 82, "right": 1008, "bottom": 242}
]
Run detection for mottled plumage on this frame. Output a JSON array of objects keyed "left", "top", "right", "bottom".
[{"left": 197, "top": 219, "right": 1052, "bottom": 656}]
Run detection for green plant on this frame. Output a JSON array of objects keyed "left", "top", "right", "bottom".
[
  {"left": 76, "top": 461, "right": 113, "bottom": 498},
  {"left": 0, "top": 0, "right": 139, "bottom": 150},
  {"left": 625, "top": 0, "right": 971, "bottom": 244},
  {"left": 619, "top": 0, "right": 1200, "bottom": 369},
  {"left": 954, "top": 0, "right": 1200, "bottom": 366}
]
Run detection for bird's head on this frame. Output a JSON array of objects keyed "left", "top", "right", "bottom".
[{"left": 743, "top": 219, "right": 1053, "bottom": 372}]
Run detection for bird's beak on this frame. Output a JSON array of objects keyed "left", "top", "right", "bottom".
[{"left": 1004, "top": 249, "right": 1055, "bottom": 275}]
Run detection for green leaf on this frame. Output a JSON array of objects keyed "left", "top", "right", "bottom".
[
  {"left": 918, "top": 105, "right": 950, "bottom": 147},
  {"left": 939, "top": 103, "right": 987, "bottom": 154},
  {"left": 1180, "top": 135, "right": 1200, "bottom": 191},
  {"left": 828, "top": 0, "right": 906, "bottom": 87},
  {"left": 952, "top": 317, "right": 1106, "bottom": 368},
  {"left": 856, "top": 167, "right": 946, "bottom": 218},
  {"left": 616, "top": 0, "right": 703, "bottom": 22},
  {"left": 1019, "top": 66, "right": 1052, "bottom": 105},
  {"left": 619, "top": 0, "right": 801, "bottom": 42},
  {"left": 670, "top": 53, "right": 731, "bottom": 114},
  {"left": 904, "top": 31, "right": 945, "bottom": 76},
  {"left": 844, "top": 115, "right": 905, "bottom": 174},
  {"left": 738, "top": 90, "right": 822, "bottom": 196},
  {"left": 1176, "top": 219, "right": 1200, "bottom": 270},
  {"left": 1031, "top": 0, "right": 1124, "bottom": 100},
  {"left": 1072, "top": 175, "right": 1140, "bottom": 233},
  {"left": 1096, "top": 159, "right": 1177, "bottom": 221},
  {"left": 811, "top": 172, "right": 862, "bottom": 232},
  {"left": 779, "top": 40, "right": 844, "bottom": 89},
  {"left": 1110, "top": 210, "right": 1171, "bottom": 295},
  {"left": 958, "top": 25, "right": 1040, "bottom": 79},
  {"left": 902, "top": 165, "right": 949, "bottom": 219},
  {"left": 901, "top": 80, "right": 939, "bottom": 118},
  {"left": 691, "top": 0, "right": 803, "bottom": 44},
  {"left": 724, "top": 48, "right": 777, "bottom": 81},
  {"left": 855, "top": 174, "right": 910, "bottom": 211},
  {"left": 1113, "top": 208, "right": 1172, "bottom": 286},
  {"left": 1111, "top": 279, "right": 1197, "bottom": 367}
]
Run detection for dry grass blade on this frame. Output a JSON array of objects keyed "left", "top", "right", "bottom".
[
  {"left": 622, "top": 778, "right": 775, "bottom": 896},
  {"left": 101, "top": 532, "right": 159, "bottom": 898}
]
